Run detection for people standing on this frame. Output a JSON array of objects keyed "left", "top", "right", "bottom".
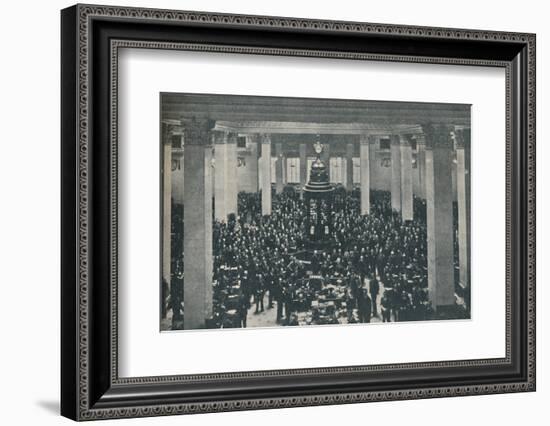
[
  {"left": 283, "top": 283, "right": 295, "bottom": 324},
  {"left": 238, "top": 291, "right": 250, "bottom": 328},
  {"left": 274, "top": 277, "right": 284, "bottom": 324},
  {"left": 381, "top": 292, "right": 392, "bottom": 322},
  {"left": 254, "top": 273, "right": 265, "bottom": 314},
  {"left": 345, "top": 287, "right": 356, "bottom": 323},
  {"left": 356, "top": 287, "right": 372, "bottom": 323},
  {"left": 369, "top": 276, "right": 380, "bottom": 317}
]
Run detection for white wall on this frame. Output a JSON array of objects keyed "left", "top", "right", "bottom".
[{"left": 0, "top": 0, "right": 547, "bottom": 425}]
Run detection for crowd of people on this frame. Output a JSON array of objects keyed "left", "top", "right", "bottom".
[{"left": 167, "top": 186, "right": 468, "bottom": 330}]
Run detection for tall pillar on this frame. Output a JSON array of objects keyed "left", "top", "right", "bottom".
[
  {"left": 299, "top": 143, "right": 307, "bottom": 190},
  {"left": 275, "top": 142, "right": 284, "bottom": 193},
  {"left": 424, "top": 125, "right": 455, "bottom": 310},
  {"left": 400, "top": 135, "right": 414, "bottom": 221},
  {"left": 282, "top": 154, "right": 287, "bottom": 185},
  {"left": 416, "top": 135, "right": 427, "bottom": 199},
  {"left": 182, "top": 118, "right": 214, "bottom": 329},
  {"left": 369, "top": 136, "right": 377, "bottom": 191},
  {"left": 321, "top": 143, "right": 331, "bottom": 180},
  {"left": 213, "top": 131, "right": 227, "bottom": 221},
  {"left": 455, "top": 127, "right": 471, "bottom": 292},
  {"left": 390, "top": 134, "right": 402, "bottom": 212},
  {"left": 346, "top": 142, "right": 354, "bottom": 191},
  {"left": 360, "top": 134, "right": 371, "bottom": 215},
  {"left": 225, "top": 133, "right": 238, "bottom": 217},
  {"left": 248, "top": 135, "right": 259, "bottom": 193},
  {"left": 260, "top": 134, "right": 272, "bottom": 215},
  {"left": 161, "top": 123, "right": 172, "bottom": 318}
]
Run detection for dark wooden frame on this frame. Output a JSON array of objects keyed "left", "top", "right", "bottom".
[{"left": 61, "top": 4, "right": 536, "bottom": 421}]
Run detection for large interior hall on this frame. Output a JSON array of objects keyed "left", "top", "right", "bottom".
[{"left": 160, "top": 93, "right": 471, "bottom": 331}]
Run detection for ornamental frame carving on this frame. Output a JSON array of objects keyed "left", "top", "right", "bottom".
[{"left": 61, "top": 4, "right": 535, "bottom": 421}]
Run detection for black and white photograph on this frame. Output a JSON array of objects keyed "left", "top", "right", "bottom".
[
  {"left": 0, "top": 0, "right": 542, "bottom": 422},
  {"left": 160, "top": 93, "right": 471, "bottom": 331}
]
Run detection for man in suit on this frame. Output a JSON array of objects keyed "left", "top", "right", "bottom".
[
  {"left": 357, "top": 287, "right": 372, "bottom": 323},
  {"left": 369, "top": 276, "right": 380, "bottom": 317},
  {"left": 254, "top": 273, "right": 265, "bottom": 314},
  {"left": 381, "top": 292, "right": 392, "bottom": 322},
  {"left": 273, "top": 277, "right": 284, "bottom": 324},
  {"left": 283, "top": 283, "right": 295, "bottom": 325},
  {"left": 238, "top": 291, "right": 251, "bottom": 328},
  {"left": 345, "top": 286, "right": 356, "bottom": 323}
]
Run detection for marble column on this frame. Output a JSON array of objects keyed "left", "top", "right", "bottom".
[
  {"left": 321, "top": 143, "right": 331, "bottom": 180},
  {"left": 282, "top": 155, "right": 288, "bottom": 185},
  {"left": 299, "top": 143, "right": 307, "bottom": 190},
  {"left": 360, "top": 134, "right": 371, "bottom": 215},
  {"left": 424, "top": 125, "right": 455, "bottom": 310},
  {"left": 182, "top": 118, "right": 214, "bottom": 329},
  {"left": 225, "top": 133, "right": 238, "bottom": 218},
  {"left": 400, "top": 135, "right": 414, "bottom": 221},
  {"left": 346, "top": 142, "right": 354, "bottom": 191},
  {"left": 369, "top": 136, "right": 377, "bottom": 191},
  {"left": 455, "top": 127, "right": 471, "bottom": 292},
  {"left": 161, "top": 123, "right": 172, "bottom": 318},
  {"left": 247, "top": 135, "right": 259, "bottom": 193},
  {"left": 213, "top": 131, "right": 228, "bottom": 222},
  {"left": 260, "top": 134, "right": 272, "bottom": 215},
  {"left": 275, "top": 142, "right": 284, "bottom": 193},
  {"left": 390, "top": 134, "right": 402, "bottom": 212},
  {"left": 416, "top": 135, "right": 427, "bottom": 200}
]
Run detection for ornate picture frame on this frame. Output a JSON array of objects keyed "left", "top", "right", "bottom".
[{"left": 61, "top": 4, "right": 535, "bottom": 421}]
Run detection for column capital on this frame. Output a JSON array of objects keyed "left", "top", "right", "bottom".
[
  {"left": 260, "top": 133, "right": 271, "bottom": 144},
  {"left": 161, "top": 122, "right": 175, "bottom": 145},
  {"left": 390, "top": 134, "right": 409, "bottom": 146},
  {"left": 414, "top": 133, "right": 427, "bottom": 147},
  {"left": 400, "top": 134, "right": 415, "bottom": 147},
  {"left": 359, "top": 134, "right": 370, "bottom": 145},
  {"left": 453, "top": 127, "right": 471, "bottom": 149},
  {"left": 247, "top": 133, "right": 262, "bottom": 144},
  {"left": 212, "top": 130, "right": 227, "bottom": 145},
  {"left": 181, "top": 117, "right": 215, "bottom": 146},
  {"left": 390, "top": 134, "right": 400, "bottom": 146},
  {"left": 421, "top": 123, "right": 454, "bottom": 150},
  {"left": 226, "top": 132, "right": 238, "bottom": 145}
]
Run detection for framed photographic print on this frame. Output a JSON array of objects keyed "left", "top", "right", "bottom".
[{"left": 61, "top": 4, "right": 536, "bottom": 421}]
